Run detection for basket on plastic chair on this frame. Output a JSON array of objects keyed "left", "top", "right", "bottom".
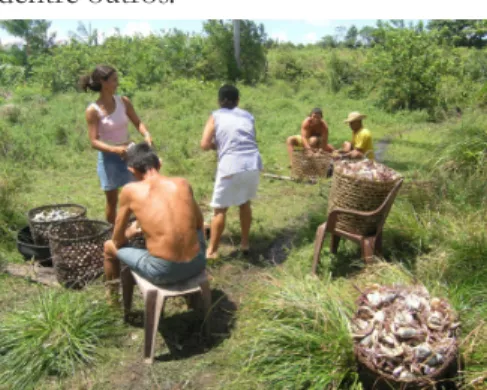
[
  {"left": 291, "top": 149, "right": 332, "bottom": 180},
  {"left": 27, "top": 203, "right": 87, "bottom": 246},
  {"left": 48, "top": 219, "right": 112, "bottom": 289},
  {"left": 327, "top": 158, "right": 402, "bottom": 236}
]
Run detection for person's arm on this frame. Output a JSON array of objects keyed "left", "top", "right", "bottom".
[
  {"left": 122, "top": 96, "right": 152, "bottom": 146},
  {"left": 300, "top": 119, "right": 311, "bottom": 149},
  {"left": 348, "top": 131, "right": 369, "bottom": 159},
  {"left": 111, "top": 186, "right": 133, "bottom": 248},
  {"left": 200, "top": 115, "right": 217, "bottom": 151},
  {"left": 320, "top": 120, "right": 334, "bottom": 152},
  {"left": 189, "top": 185, "right": 204, "bottom": 230},
  {"left": 86, "top": 107, "right": 127, "bottom": 156}
]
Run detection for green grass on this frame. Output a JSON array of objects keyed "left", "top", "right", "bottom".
[
  {"left": 1, "top": 81, "right": 487, "bottom": 389},
  {"left": 0, "top": 289, "right": 123, "bottom": 390}
]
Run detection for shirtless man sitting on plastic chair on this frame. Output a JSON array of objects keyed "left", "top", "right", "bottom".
[{"left": 103, "top": 142, "right": 207, "bottom": 305}]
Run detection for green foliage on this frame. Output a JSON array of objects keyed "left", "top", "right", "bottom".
[
  {"left": 432, "top": 112, "right": 487, "bottom": 171},
  {"left": 428, "top": 20, "right": 487, "bottom": 48},
  {"left": 202, "top": 20, "right": 267, "bottom": 84},
  {"left": 0, "top": 20, "right": 56, "bottom": 70},
  {"left": 369, "top": 27, "right": 454, "bottom": 115},
  {"left": 0, "top": 290, "right": 122, "bottom": 390},
  {"left": 0, "top": 64, "right": 25, "bottom": 87}
]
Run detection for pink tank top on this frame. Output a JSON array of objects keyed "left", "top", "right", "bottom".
[{"left": 89, "top": 95, "right": 130, "bottom": 145}]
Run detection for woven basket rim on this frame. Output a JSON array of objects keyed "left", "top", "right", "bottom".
[
  {"left": 333, "top": 160, "right": 403, "bottom": 184},
  {"left": 354, "top": 342, "right": 458, "bottom": 386},
  {"left": 27, "top": 203, "right": 87, "bottom": 224},
  {"left": 292, "top": 149, "right": 332, "bottom": 157},
  {"left": 47, "top": 219, "right": 112, "bottom": 242}
]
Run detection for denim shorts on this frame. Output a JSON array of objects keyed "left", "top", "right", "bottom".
[
  {"left": 117, "top": 230, "right": 207, "bottom": 286},
  {"left": 97, "top": 151, "right": 134, "bottom": 191}
]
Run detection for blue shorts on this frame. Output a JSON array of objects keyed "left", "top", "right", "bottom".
[
  {"left": 117, "top": 230, "right": 207, "bottom": 286},
  {"left": 97, "top": 151, "right": 134, "bottom": 191}
]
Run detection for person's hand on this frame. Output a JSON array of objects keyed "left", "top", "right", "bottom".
[
  {"left": 144, "top": 133, "right": 152, "bottom": 146},
  {"left": 125, "top": 220, "right": 142, "bottom": 240},
  {"left": 113, "top": 145, "right": 128, "bottom": 158}
]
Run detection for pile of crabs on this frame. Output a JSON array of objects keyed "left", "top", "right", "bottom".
[{"left": 351, "top": 284, "right": 460, "bottom": 382}]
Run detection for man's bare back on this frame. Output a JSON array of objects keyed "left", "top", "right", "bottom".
[{"left": 116, "top": 175, "right": 203, "bottom": 262}]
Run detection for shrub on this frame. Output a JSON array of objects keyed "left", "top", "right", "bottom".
[{"left": 0, "top": 290, "right": 123, "bottom": 390}]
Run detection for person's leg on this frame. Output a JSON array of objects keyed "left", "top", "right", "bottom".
[
  {"left": 287, "top": 136, "right": 301, "bottom": 166},
  {"left": 104, "top": 189, "right": 119, "bottom": 225},
  {"left": 342, "top": 141, "right": 352, "bottom": 152},
  {"left": 98, "top": 152, "right": 124, "bottom": 225},
  {"left": 103, "top": 239, "right": 122, "bottom": 305},
  {"left": 206, "top": 208, "right": 228, "bottom": 259},
  {"left": 239, "top": 201, "right": 252, "bottom": 251},
  {"left": 309, "top": 136, "right": 320, "bottom": 149}
]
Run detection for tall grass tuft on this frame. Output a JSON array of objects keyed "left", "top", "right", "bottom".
[
  {"left": 227, "top": 270, "right": 360, "bottom": 390},
  {"left": 0, "top": 290, "right": 123, "bottom": 390}
]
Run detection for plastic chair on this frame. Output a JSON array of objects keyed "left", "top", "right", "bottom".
[
  {"left": 121, "top": 267, "right": 212, "bottom": 364},
  {"left": 311, "top": 178, "right": 403, "bottom": 274}
]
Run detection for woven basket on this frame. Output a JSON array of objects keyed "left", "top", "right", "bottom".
[
  {"left": 48, "top": 219, "right": 112, "bottom": 289},
  {"left": 291, "top": 150, "right": 332, "bottom": 180},
  {"left": 353, "top": 285, "right": 460, "bottom": 389},
  {"left": 327, "top": 161, "right": 401, "bottom": 236},
  {"left": 354, "top": 345, "right": 459, "bottom": 390},
  {"left": 27, "top": 204, "right": 87, "bottom": 246}
]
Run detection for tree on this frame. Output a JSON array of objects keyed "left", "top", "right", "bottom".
[
  {"left": 334, "top": 26, "right": 347, "bottom": 46},
  {"left": 318, "top": 35, "right": 337, "bottom": 49},
  {"left": 202, "top": 20, "right": 267, "bottom": 84},
  {"left": 358, "top": 26, "right": 376, "bottom": 47},
  {"left": 369, "top": 26, "right": 453, "bottom": 114},
  {"left": 68, "top": 22, "right": 99, "bottom": 46},
  {"left": 0, "top": 20, "right": 56, "bottom": 60},
  {"left": 233, "top": 20, "right": 241, "bottom": 70},
  {"left": 344, "top": 25, "right": 359, "bottom": 48},
  {"left": 427, "top": 20, "right": 487, "bottom": 48}
]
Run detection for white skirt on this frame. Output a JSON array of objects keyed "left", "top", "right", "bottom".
[{"left": 210, "top": 170, "right": 260, "bottom": 209}]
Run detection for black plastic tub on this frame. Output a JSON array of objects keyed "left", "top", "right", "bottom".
[{"left": 16, "top": 225, "right": 52, "bottom": 266}]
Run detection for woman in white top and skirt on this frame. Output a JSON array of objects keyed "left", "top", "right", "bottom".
[
  {"left": 200, "top": 85, "right": 263, "bottom": 259},
  {"left": 80, "top": 65, "right": 153, "bottom": 224}
]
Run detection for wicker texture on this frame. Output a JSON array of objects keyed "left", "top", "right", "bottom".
[
  {"left": 48, "top": 219, "right": 112, "bottom": 288},
  {"left": 27, "top": 204, "right": 87, "bottom": 246},
  {"left": 291, "top": 150, "right": 331, "bottom": 180},
  {"left": 354, "top": 345, "right": 459, "bottom": 390},
  {"left": 327, "top": 161, "right": 401, "bottom": 235}
]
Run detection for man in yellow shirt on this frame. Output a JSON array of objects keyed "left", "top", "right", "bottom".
[{"left": 341, "top": 111, "right": 375, "bottom": 160}]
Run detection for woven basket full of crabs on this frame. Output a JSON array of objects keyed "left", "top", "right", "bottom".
[{"left": 351, "top": 284, "right": 461, "bottom": 389}]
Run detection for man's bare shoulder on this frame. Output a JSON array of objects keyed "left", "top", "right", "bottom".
[
  {"left": 159, "top": 176, "right": 192, "bottom": 191},
  {"left": 171, "top": 176, "right": 192, "bottom": 189},
  {"left": 119, "top": 182, "right": 138, "bottom": 197},
  {"left": 302, "top": 117, "right": 312, "bottom": 127}
]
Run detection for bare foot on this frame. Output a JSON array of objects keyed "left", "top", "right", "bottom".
[{"left": 206, "top": 250, "right": 219, "bottom": 260}]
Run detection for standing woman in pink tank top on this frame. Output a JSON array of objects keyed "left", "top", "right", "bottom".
[{"left": 80, "top": 65, "right": 153, "bottom": 224}]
